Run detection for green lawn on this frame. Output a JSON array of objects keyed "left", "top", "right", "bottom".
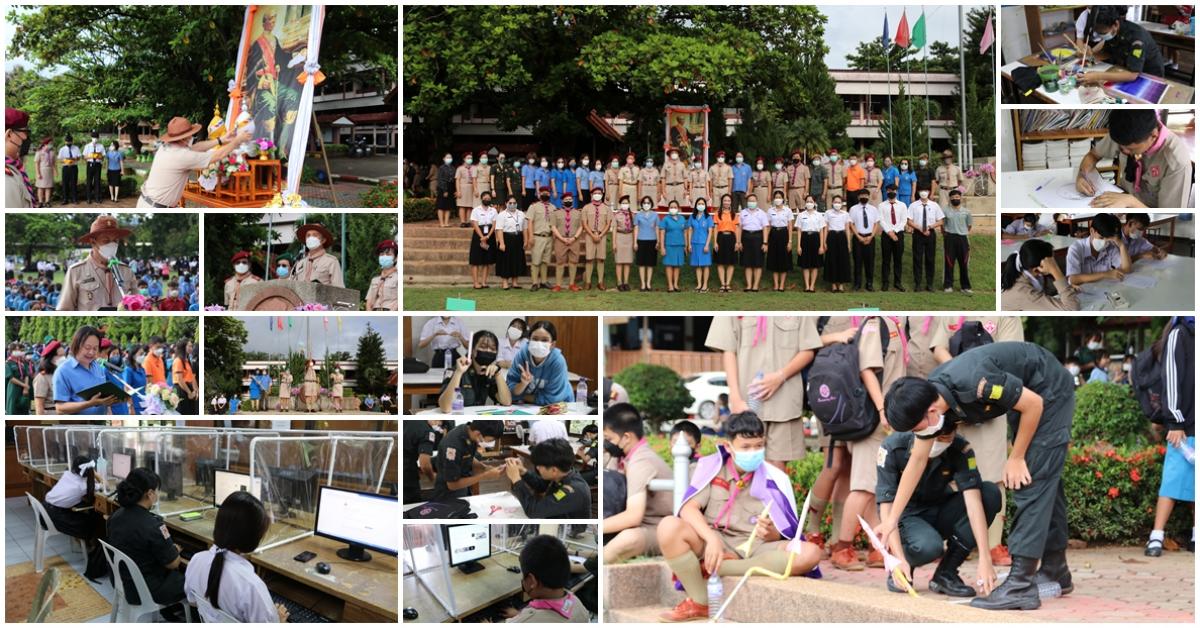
[{"left": 404, "top": 234, "right": 996, "bottom": 311}]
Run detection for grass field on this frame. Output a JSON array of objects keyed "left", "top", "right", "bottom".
[{"left": 403, "top": 233, "right": 996, "bottom": 311}]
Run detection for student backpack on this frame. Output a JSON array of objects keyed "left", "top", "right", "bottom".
[
  {"left": 948, "top": 316, "right": 994, "bottom": 356},
  {"left": 807, "top": 317, "right": 889, "bottom": 460}
]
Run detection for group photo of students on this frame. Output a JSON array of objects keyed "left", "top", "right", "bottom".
[
  {"left": 6, "top": 420, "right": 399, "bottom": 623},
  {"left": 599, "top": 315, "right": 1194, "bottom": 622},
  {"left": 403, "top": 419, "right": 598, "bottom": 521}
]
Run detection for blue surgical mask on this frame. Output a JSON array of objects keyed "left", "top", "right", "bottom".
[
  {"left": 379, "top": 255, "right": 395, "bottom": 269},
  {"left": 732, "top": 448, "right": 765, "bottom": 472},
  {"left": 276, "top": 266, "right": 289, "bottom": 278}
]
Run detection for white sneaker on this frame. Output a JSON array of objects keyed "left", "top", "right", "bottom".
[{"left": 943, "top": 287, "right": 953, "bottom": 293}]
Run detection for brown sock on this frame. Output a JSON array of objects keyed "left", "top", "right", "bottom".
[
  {"left": 830, "top": 500, "right": 845, "bottom": 545},
  {"left": 665, "top": 552, "right": 708, "bottom": 604},
  {"left": 806, "top": 497, "right": 828, "bottom": 534}
]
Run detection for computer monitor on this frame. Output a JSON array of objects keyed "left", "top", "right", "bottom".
[
  {"left": 111, "top": 453, "right": 132, "bottom": 480},
  {"left": 444, "top": 524, "right": 491, "bottom": 573},
  {"left": 195, "top": 458, "right": 220, "bottom": 494},
  {"left": 159, "top": 460, "right": 183, "bottom": 501},
  {"left": 142, "top": 450, "right": 157, "bottom": 472},
  {"left": 314, "top": 485, "right": 398, "bottom": 562},
  {"left": 214, "top": 470, "right": 262, "bottom": 507}
]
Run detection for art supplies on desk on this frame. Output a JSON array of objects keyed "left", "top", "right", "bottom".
[{"left": 1108, "top": 75, "right": 1170, "bottom": 104}]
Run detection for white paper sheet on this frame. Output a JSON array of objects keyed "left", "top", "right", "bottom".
[{"left": 1031, "top": 170, "right": 1124, "bottom": 209}]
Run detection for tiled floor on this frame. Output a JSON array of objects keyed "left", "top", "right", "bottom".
[{"left": 6, "top": 496, "right": 115, "bottom": 623}]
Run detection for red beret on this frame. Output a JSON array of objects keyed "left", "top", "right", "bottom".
[
  {"left": 376, "top": 239, "right": 397, "bottom": 253},
  {"left": 462, "top": 152, "right": 473, "bottom": 158},
  {"left": 610, "top": 154, "right": 619, "bottom": 160},
  {"left": 231, "top": 251, "right": 250, "bottom": 264},
  {"left": 774, "top": 157, "right": 784, "bottom": 163},
  {"left": 625, "top": 152, "right": 636, "bottom": 159},
  {"left": 716, "top": 150, "right": 726, "bottom": 157},
  {"left": 561, "top": 191, "right": 574, "bottom": 199},
  {"left": 479, "top": 151, "right": 488, "bottom": 157},
  {"left": 865, "top": 153, "right": 875, "bottom": 159},
  {"left": 539, "top": 186, "right": 550, "bottom": 192},
  {"left": 5, "top": 107, "right": 29, "bottom": 129},
  {"left": 100, "top": 338, "right": 113, "bottom": 350},
  {"left": 40, "top": 340, "right": 61, "bottom": 359}
]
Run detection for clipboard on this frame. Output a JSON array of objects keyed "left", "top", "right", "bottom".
[{"left": 76, "top": 381, "right": 130, "bottom": 402}]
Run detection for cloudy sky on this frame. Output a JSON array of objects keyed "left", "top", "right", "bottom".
[
  {"left": 233, "top": 316, "right": 398, "bottom": 359},
  {"left": 822, "top": 5, "right": 992, "bottom": 68}
]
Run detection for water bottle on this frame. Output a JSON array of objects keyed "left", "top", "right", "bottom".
[
  {"left": 575, "top": 377, "right": 588, "bottom": 404},
  {"left": 451, "top": 388, "right": 465, "bottom": 414},
  {"left": 1179, "top": 440, "right": 1196, "bottom": 464},
  {"left": 441, "top": 351, "right": 452, "bottom": 380},
  {"left": 706, "top": 573, "right": 723, "bottom": 618},
  {"left": 1037, "top": 581, "right": 1062, "bottom": 599},
  {"left": 747, "top": 371, "right": 764, "bottom": 416}
]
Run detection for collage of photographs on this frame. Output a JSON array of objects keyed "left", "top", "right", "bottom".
[{"left": 398, "top": 2, "right": 1197, "bottom": 627}]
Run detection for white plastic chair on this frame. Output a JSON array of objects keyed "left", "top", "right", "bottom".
[
  {"left": 195, "top": 596, "right": 241, "bottom": 623},
  {"left": 97, "top": 539, "right": 190, "bottom": 623},
  {"left": 25, "top": 493, "right": 84, "bottom": 573}
]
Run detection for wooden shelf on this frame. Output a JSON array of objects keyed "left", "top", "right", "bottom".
[{"left": 1019, "top": 129, "right": 1109, "bottom": 141}]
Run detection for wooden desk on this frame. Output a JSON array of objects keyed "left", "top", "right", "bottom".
[
  {"left": 403, "top": 552, "right": 523, "bottom": 622},
  {"left": 1001, "top": 57, "right": 1194, "bottom": 104}
]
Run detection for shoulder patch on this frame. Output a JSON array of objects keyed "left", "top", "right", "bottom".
[
  {"left": 989, "top": 384, "right": 1003, "bottom": 400},
  {"left": 446, "top": 447, "right": 457, "bottom": 461},
  {"left": 160, "top": 524, "right": 171, "bottom": 540},
  {"left": 428, "top": 432, "right": 435, "bottom": 442},
  {"left": 553, "top": 489, "right": 567, "bottom": 501},
  {"left": 877, "top": 446, "right": 888, "bottom": 467}
]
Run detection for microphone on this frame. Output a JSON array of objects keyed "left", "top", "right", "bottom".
[{"left": 107, "top": 257, "right": 127, "bottom": 299}]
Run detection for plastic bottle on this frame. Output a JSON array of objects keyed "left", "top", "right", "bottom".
[
  {"left": 706, "top": 573, "right": 723, "bottom": 619},
  {"left": 1037, "top": 581, "right": 1062, "bottom": 599},
  {"left": 747, "top": 371, "right": 764, "bottom": 416},
  {"left": 1178, "top": 440, "right": 1195, "bottom": 464},
  {"left": 575, "top": 377, "right": 588, "bottom": 404},
  {"left": 451, "top": 388, "right": 465, "bottom": 414}
]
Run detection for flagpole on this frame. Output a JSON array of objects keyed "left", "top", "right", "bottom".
[
  {"left": 923, "top": 6, "right": 931, "bottom": 158},
  {"left": 906, "top": 52, "right": 913, "bottom": 156},
  {"left": 883, "top": 13, "right": 894, "bottom": 158},
  {"left": 958, "top": 5, "right": 968, "bottom": 172}
]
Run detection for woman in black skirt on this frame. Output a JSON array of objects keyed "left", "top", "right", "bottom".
[
  {"left": 713, "top": 194, "right": 739, "bottom": 292},
  {"left": 795, "top": 194, "right": 827, "bottom": 293},
  {"left": 738, "top": 193, "right": 767, "bottom": 292},
  {"left": 765, "top": 190, "right": 794, "bottom": 292},
  {"left": 823, "top": 194, "right": 852, "bottom": 292},
  {"left": 495, "top": 196, "right": 527, "bottom": 289},
  {"left": 468, "top": 192, "right": 498, "bottom": 289},
  {"left": 633, "top": 196, "right": 660, "bottom": 291},
  {"left": 42, "top": 455, "right": 108, "bottom": 580}
]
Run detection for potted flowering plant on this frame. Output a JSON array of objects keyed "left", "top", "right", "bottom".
[
  {"left": 255, "top": 137, "right": 276, "bottom": 160},
  {"left": 142, "top": 383, "right": 181, "bottom": 415},
  {"left": 121, "top": 294, "right": 152, "bottom": 311}
]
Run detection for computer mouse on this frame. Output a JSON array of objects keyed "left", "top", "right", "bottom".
[
  {"left": 403, "top": 607, "right": 419, "bottom": 620},
  {"left": 316, "top": 562, "right": 331, "bottom": 575},
  {"left": 506, "top": 565, "right": 521, "bottom": 573}
]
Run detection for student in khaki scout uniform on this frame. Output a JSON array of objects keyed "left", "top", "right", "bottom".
[
  {"left": 525, "top": 186, "right": 556, "bottom": 292},
  {"left": 365, "top": 240, "right": 398, "bottom": 310},
  {"left": 750, "top": 157, "right": 772, "bottom": 208},
  {"left": 4, "top": 108, "right": 35, "bottom": 208},
  {"left": 687, "top": 156, "right": 709, "bottom": 206},
  {"left": 705, "top": 316, "right": 822, "bottom": 467},
  {"left": 902, "top": 316, "right": 942, "bottom": 379},
  {"left": 551, "top": 192, "right": 584, "bottom": 292},
  {"left": 618, "top": 153, "right": 640, "bottom": 206},
  {"left": 224, "top": 250, "right": 261, "bottom": 311},
  {"left": 610, "top": 196, "right": 636, "bottom": 292},
  {"left": 770, "top": 157, "right": 790, "bottom": 211},
  {"left": 602, "top": 403, "right": 675, "bottom": 562},
  {"left": 661, "top": 148, "right": 688, "bottom": 207},
  {"left": 276, "top": 369, "right": 293, "bottom": 411},
  {"left": 503, "top": 535, "right": 591, "bottom": 623},
  {"left": 454, "top": 151, "right": 476, "bottom": 227},
  {"left": 580, "top": 188, "right": 612, "bottom": 291},
  {"left": 864, "top": 154, "right": 884, "bottom": 206},
  {"left": 929, "top": 315, "right": 1024, "bottom": 567},
  {"left": 935, "top": 149, "right": 963, "bottom": 208},
  {"left": 473, "top": 151, "right": 493, "bottom": 207},
  {"left": 58, "top": 216, "right": 138, "bottom": 311},
  {"left": 292, "top": 223, "right": 344, "bottom": 287},
  {"left": 824, "top": 149, "right": 846, "bottom": 211},
  {"left": 826, "top": 316, "right": 908, "bottom": 572},
  {"left": 1000, "top": 240, "right": 1081, "bottom": 311},
  {"left": 786, "top": 151, "right": 809, "bottom": 211},
  {"left": 604, "top": 154, "right": 621, "bottom": 206},
  {"left": 709, "top": 150, "right": 733, "bottom": 203},
  {"left": 1076, "top": 110, "right": 1191, "bottom": 209},
  {"left": 637, "top": 156, "right": 660, "bottom": 206}
]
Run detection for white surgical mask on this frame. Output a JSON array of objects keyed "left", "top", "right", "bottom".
[
  {"left": 98, "top": 242, "right": 119, "bottom": 260},
  {"left": 918, "top": 190, "right": 929, "bottom": 199},
  {"left": 774, "top": 198, "right": 784, "bottom": 206},
  {"left": 154, "top": 348, "right": 164, "bottom": 356},
  {"left": 541, "top": 160, "right": 548, "bottom": 168},
  {"left": 529, "top": 341, "right": 551, "bottom": 359},
  {"left": 479, "top": 157, "right": 488, "bottom": 165},
  {"left": 1127, "top": 229, "right": 1141, "bottom": 240},
  {"left": 832, "top": 202, "right": 843, "bottom": 210},
  {"left": 593, "top": 192, "right": 603, "bottom": 201},
  {"left": 444, "top": 157, "right": 453, "bottom": 165},
  {"left": 611, "top": 160, "right": 619, "bottom": 168},
  {"left": 1087, "top": 340, "right": 1103, "bottom": 350},
  {"left": 929, "top": 440, "right": 952, "bottom": 458},
  {"left": 1091, "top": 237, "right": 1108, "bottom": 252},
  {"left": 866, "top": 160, "right": 875, "bottom": 168},
  {"left": 619, "top": 203, "right": 630, "bottom": 210},
  {"left": 582, "top": 159, "right": 589, "bottom": 166},
  {"left": 670, "top": 153, "right": 679, "bottom": 161},
  {"left": 169, "top": 290, "right": 179, "bottom": 297},
  {"left": 914, "top": 414, "right": 945, "bottom": 437},
  {"left": 465, "top": 158, "right": 473, "bottom": 165},
  {"left": 735, "top": 156, "right": 744, "bottom": 164},
  {"left": 668, "top": 206, "right": 680, "bottom": 215},
  {"left": 234, "top": 262, "right": 249, "bottom": 274},
  {"left": 507, "top": 326, "right": 523, "bottom": 341},
  {"left": 306, "top": 236, "right": 322, "bottom": 250},
  {"left": 642, "top": 202, "right": 652, "bottom": 210},
  {"left": 1067, "top": 364, "right": 1081, "bottom": 376},
  {"left": 718, "top": 157, "right": 726, "bottom": 164},
  {"left": 747, "top": 201, "right": 758, "bottom": 209},
  {"left": 805, "top": 202, "right": 816, "bottom": 210},
  {"left": 695, "top": 203, "right": 706, "bottom": 211},
  {"left": 918, "top": 159, "right": 928, "bottom": 167},
  {"left": 480, "top": 439, "right": 496, "bottom": 449},
  {"left": 901, "top": 164, "right": 909, "bottom": 170}
]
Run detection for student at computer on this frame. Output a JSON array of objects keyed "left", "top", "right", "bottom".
[
  {"left": 184, "top": 491, "right": 287, "bottom": 623},
  {"left": 43, "top": 455, "right": 108, "bottom": 581},
  {"left": 501, "top": 535, "right": 590, "bottom": 623},
  {"left": 108, "top": 468, "right": 191, "bottom": 622}
]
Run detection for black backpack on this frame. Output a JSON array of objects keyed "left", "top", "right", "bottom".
[
  {"left": 949, "top": 317, "right": 994, "bottom": 356},
  {"left": 602, "top": 470, "right": 627, "bottom": 520},
  {"left": 808, "top": 317, "right": 889, "bottom": 452},
  {"left": 1011, "top": 66, "right": 1043, "bottom": 97},
  {"left": 404, "top": 498, "right": 473, "bottom": 519},
  {"left": 403, "top": 357, "right": 430, "bottom": 374}
]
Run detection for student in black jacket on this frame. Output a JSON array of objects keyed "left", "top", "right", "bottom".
[{"left": 1146, "top": 316, "right": 1195, "bottom": 557}]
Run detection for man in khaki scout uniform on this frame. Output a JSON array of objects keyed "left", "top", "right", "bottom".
[
  {"left": 771, "top": 157, "right": 789, "bottom": 205},
  {"left": 786, "top": 150, "right": 809, "bottom": 210},
  {"left": 454, "top": 151, "right": 476, "bottom": 227},
  {"left": 825, "top": 149, "right": 846, "bottom": 211},
  {"left": 604, "top": 154, "right": 622, "bottom": 206},
  {"left": 704, "top": 316, "right": 823, "bottom": 467},
  {"left": 864, "top": 154, "right": 884, "bottom": 206},
  {"left": 472, "top": 150, "right": 493, "bottom": 207},
  {"left": 902, "top": 315, "right": 942, "bottom": 379},
  {"left": 708, "top": 150, "right": 732, "bottom": 204},
  {"left": 365, "top": 239, "right": 398, "bottom": 310},
  {"left": 751, "top": 157, "right": 772, "bottom": 206},
  {"left": 552, "top": 192, "right": 585, "bottom": 292},
  {"left": 1076, "top": 109, "right": 1191, "bottom": 208},
  {"left": 687, "top": 156, "right": 709, "bottom": 205},
  {"left": 638, "top": 157, "right": 660, "bottom": 206},
  {"left": 292, "top": 222, "right": 345, "bottom": 287},
  {"left": 58, "top": 215, "right": 138, "bottom": 311},
  {"left": 935, "top": 149, "right": 964, "bottom": 208},
  {"left": 661, "top": 148, "right": 688, "bottom": 207},
  {"left": 224, "top": 250, "right": 261, "bottom": 310},
  {"left": 136, "top": 115, "right": 252, "bottom": 208},
  {"left": 581, "top": 191, "right": 612, "bottom": 291},
  {"left": 618, "top": 153, "right": 640, "bottom": 206},
  {"left": 930, "top": 315, "right": 1024, "bottom": 568},
  {"left": 526, "top": 186, "right": 557, "bottom": 291}
]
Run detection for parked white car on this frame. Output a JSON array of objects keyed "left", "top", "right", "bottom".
[{"left": 682, "top": 371, "right": 729, "bottom": 424}]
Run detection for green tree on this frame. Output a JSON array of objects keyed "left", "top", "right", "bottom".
[
  {"left": 203, "top": 213, "right": 274, "bottom": 305},
  {"left": 133, "top": 214, "right": 199, "bottom": 261},
  {"left": 354, "top": 322, "right": 388, "bottom": 397},
  {"left": 613, "top": 363, "right": 694, "bottom": 433},
  {"left": 203, "top": 316, "right": 246, "bottom": 399},
  {"left": 948, "top": 7, "right": 996, "bottom": 158},
  {"left": 875, "top": 86, "right": 943, "bottom": 159},
  {"left": 4, "top": 213, "right": 76, "bottom": 268}
]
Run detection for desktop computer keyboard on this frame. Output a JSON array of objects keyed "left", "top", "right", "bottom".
[{"left": 271, "top": 592, "right": 332, "bottom": 623}]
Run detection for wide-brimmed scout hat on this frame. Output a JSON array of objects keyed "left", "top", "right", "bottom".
[{"left": 78, "top": 215, "right": 132, "bottom": 244}]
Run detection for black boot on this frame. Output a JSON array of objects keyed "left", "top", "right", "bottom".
[
  {"left": 1033, "top": 549, "right": 1074, "bottom": 595},
  {"left": 929, "top": 536, "right": 976, "bottom": 598},
  {"left": 970, "top": 555, "right": 1041, "bottom": 610}
]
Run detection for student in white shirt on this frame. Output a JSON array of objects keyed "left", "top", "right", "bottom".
[
  {"left": 529, "top": 419, "right": 569, "bottom": 445},
  {"left": 878, "top": 184, "right": 909, "bottom": 291},
  {"left": 43, "top": 455, "right": 107, "bottom": 580},
  {"left": 907, "top": 190, "right": 944, "bottom": 292},
  {"left": 499, "top": 318, "right": 529, "bottom": 368},
  {"left": 184, "top": 491, "right": 286, "bottom": 623},
  {"left": 419, "top": 316, "right": 470, "bottom": 369},
  {"left": 823, "top": 196, "right": 852, "bottom": 292},
  {"left": 848, "top": 192, "right": 880, "bottom": 291},
  {"left": 795, "top": 196, "right": 827, "bottom": 292},
  {"left": 469, "top": 192, "right": 499, "bottom": 289}
]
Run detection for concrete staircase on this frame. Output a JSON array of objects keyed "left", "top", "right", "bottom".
[{"left": 604, "top": 560, "right": 1033, "bottom": 623}]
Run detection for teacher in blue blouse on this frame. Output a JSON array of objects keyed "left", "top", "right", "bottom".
[
  {"left": 53, "top": 326, "right": 118, "bottom": 415},
  {"left": 505, "top": 320, "right": 573, "bottom": 405}
]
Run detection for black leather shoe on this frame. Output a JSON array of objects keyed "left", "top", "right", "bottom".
[
  {"left": 929, "top": 537, "right": 976, "bottom": 597},
  {"left": 1034, "top": 549, "right": 1074, "bottom": 594},
  {"left": 970, "top": 555, "right": 1041, "bottom": 610},
  {"left": 1145, "top": 539, "right": 1164, "bottom": 557}
]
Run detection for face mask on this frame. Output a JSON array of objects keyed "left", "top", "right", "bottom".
[
  {"left": 1026, "top": 224, "right": 1036, "bottom": 232},
  {"left": 12, "top": 351, "right": 23, "bottom": 358},
  {"left": 540, "top": 194, "right": 550, "bottom": 201},
  {"left": 595, "top": 162, "right": 603, "bottom": 171},
  {"left": 669, "top": 207, "right": 679, "bottom": 215},
  {"left": 98, "top": 242, "right": 119, "bottom": 260},
  {"left": 901, "top": 164, "right": 909, "bottom": 170},
  {"left": 619, "top": 203, "right": 630, "bottom": 210},
  {"left": 755, "top": 163, "right": 764, "bottom": 170},
  {"left": 611, "top": 160, "right": 619, "bottom": 168},
  {"left": 642, "top": 202, "right": 652, "bottom": 211},
  {"left": 832, "top": 202, "right": 843, "bottom": 210},
  {"left": 569, "top": 161, "right": 576, "bottom": 168},
  {"left": 1087, "top": 340, "right": 1103, "bottom": 350},
  {"left": 919, "top": 190, "right": 929, "bottom": 199},
  {"left": 443, "top": 157, "right": 453, "bottom": 165},
  {"left": 812, "top": 160, "right": 820, "bottom": 167},
  {"left": 593, "top": 192, "right": 603, "bottom": 202},
  {"left": 718, "top": 157, "right": 726, "bottom": 164},
  {"left": 692, "top": 161, "right": 701, "bottom": 169},
  {"left": 465, "top": 158, "right": 473, "bottom": 165},
  {"left": 914, "top": 414, "right": 945, "bottom": 437},
  {"left": 53, "top": 356, "right": 66, "bottom": 366},
  {"left": 645, "top": 161, "right": 654, "bottom": 168},
  {"left": 805, "top": 202, "right": 816, "bottom": 210},
  {"left": 529, "top": 340, "right": 551, "bottom": 359},
  {"left": 774, "top": 163, "right": 782, "bottom": 171},
  {"left": 1091, "top": 237, "right": 1108, "bottom": 252},
  {"left": 479, "top": 157, "right": 488, "bottom": 165},
  {"left": 1098, "top": 29, "right": 1115, "bottom": 41},
  {"left": 604, "top": 440, "right": 624, "bottom": 458},
  {"left": 506, "top": 203, "right": 517, "bottom": 211},
  {"left": 154, "top": 348, "right": 164, "bottom": 357},
  {"left": 918, "top": 159, "right": 928, "bottom": 167},
  {"left": 528, "top": 158, "right": 535, "bottom": 164},
  {"left": 830, "top": 155, "right": 839, "bottom": 162},
  {"left": 887, "top": 192, "right": 897, "bottom": 199},
  {"left": 276, "top": 266, "right": 289, "bottom": 278},
  {"left": 792, "top": 157, "right": 801, "bottom": 164},
  {"left": 17, "top": 133, "right": 31, "bottom": 157},
  {"left": 1127, "top": 229, "right": 1141, "bottom": 240},
  {"left": 507, "top": 326, "right": 524, "bottom": 341},
  {"left": 747, "top": 201, "right": 757, "bottom": 209},
  {"left": 695, "top": 203, "right": 706, "bottom": 211},
  {"left": 479, "top": 439, "right": 496, "bottom": 449},
  {"left": 929, "top": 440, "right": 952, "bottom": 458},
  {"left": 497, "top": 156, "right": 505, "bottom": 162},
  {"left": 670, "top": 153, "right": 679, "bottom": 161},
  {"left": 109, "top": 355, "right": 122, "bottom": 367},
  {"left": 1067, "top": 364, "right": 1081, "bottom": 376},
  {"left": 305, "top": 236, "right": 322, "bottom": 250},
  {"left": 732, "top": 448, "right": 765, "bottom": 472},
  {"left": 556, "top": 162, "right": 564, "bottom": 168},
  {"left": 950, "top": 199, "right": 961, "bottom": 207},
  {"left": 379, "top": 255, "right": 395, "bottom": 269},
  {"left": 866, "top": 160, "right": 875, "bottom": 168},
  {"left": 541, "top": 161, "right": 549, "bottom": 168},
  {"left": 563, "top": 199, "right": 574, "bottom": 207},
  {"left": 481, "top": 198, "right": 492, "bottom": 206},
  {"left": 582, "top": 159, "right": 589, "bottom": 166},
  {"left": 774, "top": 198, "right": 784, "bottom": 206},
  {"left": 849, "top": 159, "right": 858, "bottom": 166},
  {"left": 475, "top": 350, "right": 497, "bottom": 366},
  {"left": 858, "top": 197, "right": 869, "bottom": 205},
  {"left": 168, "top": 290, "right": 179, "bottom": 297}
]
